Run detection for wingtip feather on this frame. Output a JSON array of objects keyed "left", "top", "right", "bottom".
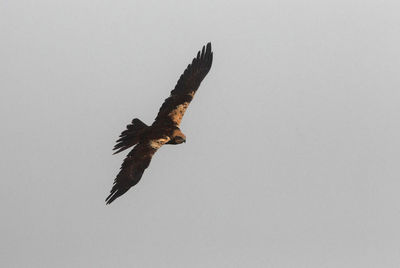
[
  {"left": 206, "top": 42, "right": 212, "bottom": 54},
  {"left": 105, "top": 188, "right": 121, "bottom": 204}
]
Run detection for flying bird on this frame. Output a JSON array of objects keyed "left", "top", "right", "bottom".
[{"left": 106, "top": 43, "right": 213, "bottom": 204}]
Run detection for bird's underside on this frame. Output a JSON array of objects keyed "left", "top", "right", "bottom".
[{"left": 106, "top": 43, "right": 213, "bottom": 204}]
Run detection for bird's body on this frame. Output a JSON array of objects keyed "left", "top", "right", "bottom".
[{"left": 106, "top": 43, "right": 213, "bottom": 204}]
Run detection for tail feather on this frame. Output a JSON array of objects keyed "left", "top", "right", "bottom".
[{"left": 113, "top": 118, "right": 148, "bottom": 154}]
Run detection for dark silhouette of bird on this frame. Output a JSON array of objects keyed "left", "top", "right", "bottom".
[{"left": 106, "top": 43, "right": 213, "bottom": 204}]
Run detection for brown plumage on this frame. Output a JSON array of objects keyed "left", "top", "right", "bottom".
[{"left": 106, "top": 43, "right": 213, "bottom": 204}]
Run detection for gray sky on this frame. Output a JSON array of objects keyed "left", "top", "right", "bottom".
[{"left": 1, "top": 0, "right": 400, "bottom": 267}]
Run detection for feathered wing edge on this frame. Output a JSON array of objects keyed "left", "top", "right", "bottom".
[
  {"left": 106, "top": 142, "right": 157, "bottom": 204},
  {"left": 171, "top": 42, "right": 213, "bottom": 95},
  {"left": 153, "top": 42, "right": 213, "bottom": 126}
]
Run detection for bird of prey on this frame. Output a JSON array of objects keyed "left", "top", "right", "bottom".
[{"left": 106, "top": 43, "right": 213, "bottom": 204}]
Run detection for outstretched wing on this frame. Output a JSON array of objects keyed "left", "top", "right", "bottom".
[
  {"left": 105, "top": 137, "right": 169, "bottom": 204},
  {"left": 153, "top": 42, "right": 213, "bottom": 127}
]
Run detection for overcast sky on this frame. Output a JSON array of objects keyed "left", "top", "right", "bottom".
[{"left": 1, "top": 0, "right": 400, "bottom": 267}]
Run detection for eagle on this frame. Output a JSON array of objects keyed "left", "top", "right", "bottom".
[{"left": 106, "top": 43, "right": 213, "bottom": 204}]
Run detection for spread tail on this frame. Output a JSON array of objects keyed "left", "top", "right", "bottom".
[{"left": 113, "top": 118, "right": 148, "bottom": 154}]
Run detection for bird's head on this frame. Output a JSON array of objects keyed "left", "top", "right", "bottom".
[
  {"left": 173, "top": 135, "right": 186, "bottom": 144},
  {"left": 170, "top": 128, "right": 186, "bottom": 144}
]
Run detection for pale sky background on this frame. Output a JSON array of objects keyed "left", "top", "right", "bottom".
[{"left": 1, "top": 0, "right": 400, "bottom": 267}]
